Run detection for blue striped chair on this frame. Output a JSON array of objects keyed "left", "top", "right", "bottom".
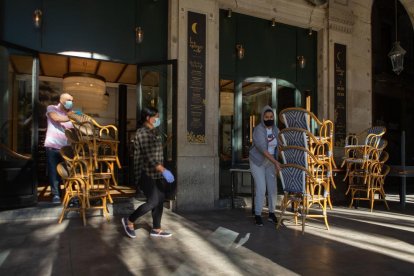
[{"left": 277, "top": 163, "right": 330, "bottom": 234}]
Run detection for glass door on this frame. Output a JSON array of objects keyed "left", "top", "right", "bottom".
[
  {"left": 136, "top": 60, "right": 177, "bottom": 199},
  {"left": 219, "top": 76, "right": 302, "bottom": 197},
  {"left": 0, "top": 43, "right": 39, "bottom": 209},
  {"left": 234, "top": 77, "right": 276, "bottom": 164}
]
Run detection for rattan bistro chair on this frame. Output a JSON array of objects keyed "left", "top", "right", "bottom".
[
  {"left": 60, "top": 145, "right": 112, "bottom": 217},
  {"left": 277, "top": 164, "right": 330, "bottom": 234},
  {"left": 342, "top": 133, "right": 384, "bottom": 182},
  {"left": 279, "top": 108, "right": 336, "bottom": 160},
  {"left": 348, "top": 162, "right": 390, "bottom": 212},
  {"left": 69, "top": 113, "right": 121, "bottom": 187},
  {"left": 57, "top": 162, "right": 86, "bottom": 225},
  {"left": 279, "top": 127, "right": 335, "bottom": 208},
  {"left": 347, "top": 150, "right": 390, "bottom": 212}
]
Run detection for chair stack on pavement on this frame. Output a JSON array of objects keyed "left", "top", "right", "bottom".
[
  {"left": 277, "top": 107, "right": 334, "bottom": 234},
  {"left": 57, "top": 112, "right": 121, "bottom": 225},
  {"left": 59, "top": 145, "right": 111, "bottom": 224},
  {"left": 342, "top": 126, "right": 389, "bottom": 211}
]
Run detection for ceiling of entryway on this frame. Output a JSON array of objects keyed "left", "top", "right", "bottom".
[{"left": 10, "top": 53, "right": 138, "bottom": 85}]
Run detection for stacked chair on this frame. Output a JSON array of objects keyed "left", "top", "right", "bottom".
[
  {"left": 68, "top": 113, "right": 121, "bottom": 187},
  {"left": 279, "top": 107, "right": 337, "bottom": 170},
  {"left": 58, "top": 145, "right": 111, "bottom": 224},
  {"left": 57, "top": 112, "right": 120, "bottom": 224},
  {"left": 57, "top": 161, "right": 87, "bottom": 225},
  {"left": 342, "top": 126, "right": 389, "bottom": 211},
  {"left": 277, "top": 107, "right": 334, "bottom": 234}
]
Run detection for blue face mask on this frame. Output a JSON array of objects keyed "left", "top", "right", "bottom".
[
  {"left": 153, "top": 117, "right": 161, "bottom": 128},
  {"left": 63, "top": 100, "right": 73, "bottom": 110}
]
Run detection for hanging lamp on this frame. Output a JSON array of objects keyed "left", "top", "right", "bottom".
[{"left": 388, "top": 0, "right": 406, "bottom": 75}]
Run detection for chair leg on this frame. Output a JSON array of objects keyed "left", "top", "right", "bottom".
[
  {"left": 277, "top": 195, "right": 288, "bottom": 230},
  {"left": 293, "top": 201, "right": 299, "bottom": 225},
  {"left": 380, "top": 188, "right": 390, "bottom": 210},
  {"left": 61, "top": 190, "right": 70, "bottom": 207},
  {"left": 323, "top": 198, "right": 329, "bottom": 230},
  {"left": 349, "top": 190, "right": 356, "bottom": 208},
  {"left": 81, "top": 195, "right": 86, "bottom": 226},
  {"left": 326, "top": 184, "right": 333, "bottom": 210},
  {"left": 108, "top": 161, "right": 118, "bottom": 187},
  {"left": 301, "top": 197, "right": 306, "bottom": 235},
  {"left": 104, "top": 178, "right": 113, "bottom": 204},
  {"left": 58, "top": 189, "right": 71, "bottom": 224},
  {"left": 102, "top": 197, "right": 110, "bottom": 221},
  {"left": 344, "top": 185, "right": 351, "bottom": 195},
  {"left": 370, "top": 190, "right": 375, "bottom": 212},
  {"left": 58, "top": 207, "right": 66, "bottom": 224}
]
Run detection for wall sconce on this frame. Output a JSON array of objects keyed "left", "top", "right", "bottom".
[
  {"left": 236, "top": 44, "right": 245, "bottom": 60},
  {"left": 135, "top": 26, "right": 144, "bottom": 44},
  {"left": 227, "top": 8, "right": 232, "bottom": 18},
  {"left": 297, "top": 56, "right": 306, "bottom": 69},
  {"left": 33, "top": 9, "right": 42, "bottom": 28},
  {"left": 271, "top": 18, "right": 276, "bottom": 27}
]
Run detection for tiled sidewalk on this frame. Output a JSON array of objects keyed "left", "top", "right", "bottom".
[{"left": 0, "top": 197, "right": 413, "bottom": 275}]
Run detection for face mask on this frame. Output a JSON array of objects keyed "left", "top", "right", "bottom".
[
  {"left": 63, "top": 100, "right": 73, "bottom": 110},
  {"left": 153, "top": 117, "right": 161, "bottom": 128},
  {"left": 264, "top": 119, "right": 274, "bottom": 127}
]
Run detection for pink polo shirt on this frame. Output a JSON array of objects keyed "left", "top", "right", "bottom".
[{"left": 44, "top": 104, "right": 73, "bottom": 150}]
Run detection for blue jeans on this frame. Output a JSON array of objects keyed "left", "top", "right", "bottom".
[{"left": 46, "top": 147, "right": 63, "bottom": 197}]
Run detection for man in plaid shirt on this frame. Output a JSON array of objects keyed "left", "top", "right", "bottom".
[{"left": 121, "top": 107, "right": 175, "bottom": 239}]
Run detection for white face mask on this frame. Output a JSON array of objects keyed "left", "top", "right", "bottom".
[{"left": 153, "top": 117, "right": 161, "bottom": 128}]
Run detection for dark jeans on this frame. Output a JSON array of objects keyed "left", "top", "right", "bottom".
[
  {"left": 129, "top": 172, "right": 166, "bottom": 229},
  {"left": 46, "top": 147, "right": 63, "bottom": 197}
]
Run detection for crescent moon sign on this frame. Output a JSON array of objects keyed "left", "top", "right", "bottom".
[
  {"left": 191, "top": 22, "right": 198, "bottom": 34},
  {"left": 337, "top": 51, "right": 342, "bottom": 62}
]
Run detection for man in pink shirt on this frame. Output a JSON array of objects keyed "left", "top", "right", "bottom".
[{"left": 44, "top": 93, "right": 74, "bottom": 204}]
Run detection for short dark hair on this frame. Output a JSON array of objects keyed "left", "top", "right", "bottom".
[{"left": 139, "top": 106, "right": 158, "bottom": 126}]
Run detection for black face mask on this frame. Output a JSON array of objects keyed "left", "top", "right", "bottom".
[{"left": 264, "top": 119, "right": 274, "bottom": 127}]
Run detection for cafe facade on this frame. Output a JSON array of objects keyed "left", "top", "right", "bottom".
[{"left": 1, "top": 0, "right": 413, "bottom": 210}]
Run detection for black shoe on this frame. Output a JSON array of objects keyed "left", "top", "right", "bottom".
[
  {"left": 68, "top": 197, "right": 80, "bottom": 208},
  {"left": 268, "top": 213, "right": 278, "bottom": 223},
  {"left": 121, "top": 217, "right": 136, "bottom": 239},
  {"left": 255, "top": 215, "right": 263, "bottom": 226},
  {"left": 52, "top": 195, "right": 61, "bottom": 204},
  {"left": 150, "top": 229, "right": 172, "bottom": 238}
]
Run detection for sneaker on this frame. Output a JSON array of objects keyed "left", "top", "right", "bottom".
[
  {"left": 268, "top": 213, "right": 278, "bottom": 223},
  {"left": 255, "top": 215, "right": 263, "bottom": 226},
  {"left": 121, "top": 217, "right": 136, "bottom": 239},
  {"left": 52, "top": 195, "right": 61, "bottom": 204},
  {"left": 68, "top": 197, "right": 80, "bottom": 208},
  {"left": 150, "top": 229, "right": 172, "bottom": 238}
]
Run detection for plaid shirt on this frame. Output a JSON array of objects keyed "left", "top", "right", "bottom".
[{"left": 134, "top": 125, "right": 164, "bottom": 183}]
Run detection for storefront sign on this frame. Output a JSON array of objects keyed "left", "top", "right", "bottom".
[
  {"left": 334, "top": 43, "right": 347, "bottom": 146},
  {"left": 187, "top": 11, "right": 206, "bottom": 144}
]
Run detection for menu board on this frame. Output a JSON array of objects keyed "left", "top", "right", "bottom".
[
  {"left": 187, "top": 11, "right": 206, "bottom": 144},
  {"left": 334, "top": 43, "right": 347, "bottom": 146}
]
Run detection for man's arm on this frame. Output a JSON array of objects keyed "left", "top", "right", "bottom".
[{"left": 48, "top": 111, "right": 72, "bottom": 123}]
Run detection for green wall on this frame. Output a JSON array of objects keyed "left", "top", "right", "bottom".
[
  {"left": 219, "top": 10, "right": 317, "bottom": 105},
  {"left": 0, "top": 0, "right": 168, "bottom": 63}
]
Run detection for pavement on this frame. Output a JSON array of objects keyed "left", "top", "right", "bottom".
[{"left": 0, "top": 195, "right": 413, "bottom": 275}]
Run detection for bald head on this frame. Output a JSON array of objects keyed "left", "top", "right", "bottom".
[
  {"left": 60, "top": 93, "right": 73, "bottom": 102},
  {"left": 59, "top": 93, "right": 74, "bottom": 110}
]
